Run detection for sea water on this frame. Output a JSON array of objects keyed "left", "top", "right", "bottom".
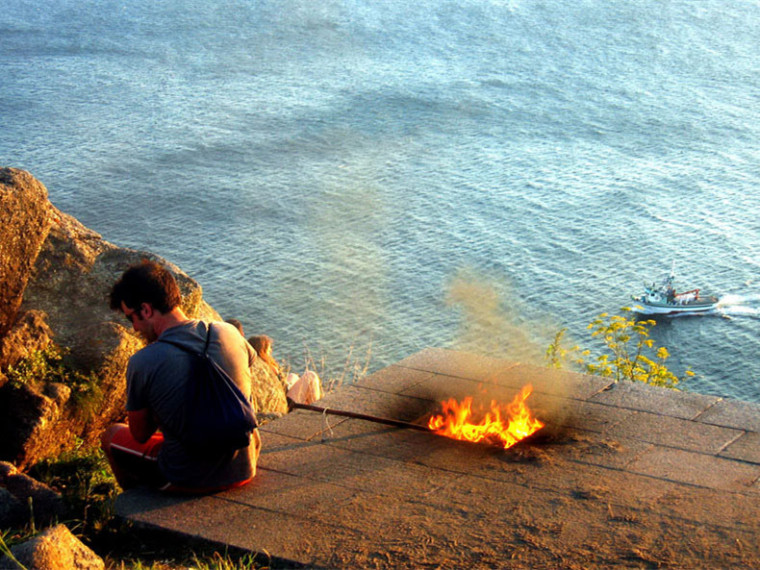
[{"left": 2, "top": 0, "right": 760, "bottom": 401}]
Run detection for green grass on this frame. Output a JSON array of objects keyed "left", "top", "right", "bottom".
[
  {"left": 1, "top": 528, "right": 33, "bottom": 569},
  {"left": 107, "top": 547, "right": 263, "bottom": 569},
  {"left": 28, "top": 443, "right": 117, "bottom": 537}
]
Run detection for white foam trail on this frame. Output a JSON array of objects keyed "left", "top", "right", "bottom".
[
  {"left": 715, "top": 294, "right": 760, "bottom": 318},
  {"left": 718, "top": 306, "right": 760, "bottom": 318},
  {"left": 716, "top": 293, "right": 760, "bottom": 307},
  {"left": 710, "top": 292, "right": 760, "bottom": 319}
]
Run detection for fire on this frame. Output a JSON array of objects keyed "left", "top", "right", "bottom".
[{"left": 427, "top": 384, "right": 544, "bottom": 449}]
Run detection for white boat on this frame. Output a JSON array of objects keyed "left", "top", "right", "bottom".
[{"left": 632, "top": 268, "right": 719, "bottom": 315}]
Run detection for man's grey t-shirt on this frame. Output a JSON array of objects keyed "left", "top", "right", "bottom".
[{"left": 126, "top": 320, "right": 258, "bottom": 488}]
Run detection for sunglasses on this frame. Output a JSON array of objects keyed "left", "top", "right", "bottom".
[{"left": 124, "top": 307, "right": 142, "bottom": 324}]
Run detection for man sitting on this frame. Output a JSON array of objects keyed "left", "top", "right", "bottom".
[{"left": 100, "top": 260, "right": 261, "bottom": 493}]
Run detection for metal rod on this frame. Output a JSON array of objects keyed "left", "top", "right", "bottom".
[{"left": 290, "top": 401, "right": 430, "bottom": 432}]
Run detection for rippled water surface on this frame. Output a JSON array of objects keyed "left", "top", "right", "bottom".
[{"left": 2, "top": 0, "right": 760, "bottom": 400}]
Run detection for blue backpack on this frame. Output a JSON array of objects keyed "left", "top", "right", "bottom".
[{"left": 159, "top": 323, "right": 258, "bottom": 455}]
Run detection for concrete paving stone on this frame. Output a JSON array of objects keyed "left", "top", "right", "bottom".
[
  {"left": 549, "top": 463, "right": 680, "bottom": 507},
  {"left": 414, "top": 438, "right": 668, "bottom": 506},
  {"left": 393, "top": 352, "right": 612, "bottom": 404},
  {"left": 416, "top": 470, "right": 532, "bottom": 514},
  {"left": 561, "top": 434, "right": 656, "bottom": 471},
  {"left": 117, "top": 469, "right": 360, "bottom": 533},
  {"left": 626, "top": 446, "right": 760, "bottom": 491},
  {"left": 321, "top": 476, "right": 628, "bottom": 569},
  {"left": 441, "top": 469, "right": 637, "bottom": 530},
  {"left": 547, "top": 461, "right": 760, "bottom": 530},
  {"left": 324, "top": 494, "right": 513, "bottom": 567},
  {"left": 355, "top": 365, "right": 435, "bottom": 394},
  {"left": 340, "top": 471, "right": 549, "bottom": 532},
  {"left": 434, "top": 449, "right": 578, "bottom": 496},
  {"left": 257, "top": 428, "right": 311, "bottom": 451},
  {"left": 229, "top": 470, "right": 371, "bottom": 524},
  {"left": 115, "top": 486, "right": 204, "bottom": 519},
  {"left": 590, "top": 381, "right": 721, "bottom": 419},
  {"left": 319, "top": 417, "right": 479, "bottom": 465},
  {"left": 720, "top": 431, "right": 760, "bottom": 465},
  {"left": 321, "top": 455, "right": 469, "bottom": 505},
  {"left": 315, "top": 412, "right": 425, "bottom": 442},
  {"left": 397, "top": 372, "right": 507, "bottom": 405},
  {"left": 407, "top": 433, "right": 523, "bottom": 476},
  {"left": 528, "top": 458, "right": 743, "bottom": 522},
  {"left": 258, "top": 425, "right": 424, "bottom": 466},
  {"left": 258, "top": 407, "right": 352, "bottom": 441},
  {"left": 244, "top": 471, "right": 595, "bottom": 570},
  {"left": 393, "top": 347, "right": 520, "bottom": 380},
  {"left": 258, "top": 427, "right": 438, "bottom": 479},
  {"left": 266, "top": 397, "right": 432, "bottom": 444},
  {"left": 116, "top": 487, "right": 250, "bottom": 533},
  {"left": 403, "top": 433, "right": 648, "bottom": 499},
  {"left": 274, "top": 409, "right": 457, "bottom": 464},
  {"left": 258, "top": 438, "right": 472, "bottom": 505},
  {"left": 148, "top": 493, "right": 363, "bottom": 567},
  {"left": 694, "top": 398, "right": 760, "bottom": 432},
  {"left": 527, "top": 392, "right": 635, "bottom": 435},
  {"left": 406, "top": 454, "right": 753, "bottom": 533},
  {"left": 224, "top": 509, "right": 362, "bottom": 567},
  {"left": 399, "top": 357, "right": 613, "bottom": 402},
  {"left": 311, "top": 385, "right": 433, "bottom": 423},
  {"left": 605, "top": 410, "right": 745, "bottom": 454},
  {"left": 646, "top": 485, "right": 760, "bottom": 531},
  {"left": 259, "top": 438, "right": 382, "bottom": 481},
  {"left": 494, "top": 363, "right": 614, "bottom": 400}
]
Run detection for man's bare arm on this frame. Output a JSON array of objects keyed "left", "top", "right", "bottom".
[{"left": 128, "top": 409, "right": 158, "bottom": 443}]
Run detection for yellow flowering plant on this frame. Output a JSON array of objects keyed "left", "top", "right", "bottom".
[{"left": 546, "top": 307, "right": 694, "bottom": 389}]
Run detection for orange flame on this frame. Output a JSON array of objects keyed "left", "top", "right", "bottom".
[{"left": 427, "top": 384, "right": 544, "bottom": 449}]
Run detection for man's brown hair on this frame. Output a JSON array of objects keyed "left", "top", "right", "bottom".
[{"left": 110, "top": 260, "right": 182, "bottom": 314}]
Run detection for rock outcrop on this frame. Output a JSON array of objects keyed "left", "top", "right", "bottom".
[
  {"left": 0, "top": 169, "right": 52, "bottom": 339},
  {"left": 0, "top": 461, "right": 64, "bottom": 529},
  {"left": 1, "top": 524, "right": 104, "bottom": 570},
  {"left": 0, "top": 168, "right": 288, "bottom": 470},
  {"left": 0, "top": 310, "right": 53, "bottom": 390}
]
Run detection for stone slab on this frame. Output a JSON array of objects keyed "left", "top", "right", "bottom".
[
  {"left": 396, "top": 352, "right": 614, "bottom": 401},
  {"left": 484, "top": 363, "right": 615, "bottom": 401},
  {"left": 527, "top": 392, "right": 636, "bottom": 435},
  {"left": 311, "top": 384, "right": 434, "bottom": 422},
  {"left": 356, "top": 365, "right": 435, "bottom": 394},
  {"left": 392, "top": 347, "right": 520, "bottom": 380},
  {"left": 590, "top": 380, "right": 721, "bottom": 419},
  {"left": 605, "top": 410, "right": 744, "bottom": 454},
  {"left": 626, "top": 446, "right": 760, "bottom": 491},
  {"left": 116, "top": 349, "right": 760, "bottom": 569},
  {"left": 720, "top": 431, "right": 760, "bottom": 465},
  {"left": 694, "top": 398, "right": 760, "bottom": 432}
]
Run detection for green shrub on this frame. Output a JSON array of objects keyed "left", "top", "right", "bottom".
[
  {"left": 546, "top": 307, "right": 694, "bottom": 389},
  {"left": 4, "top": 344, "right": 102, "bottom": 419}
]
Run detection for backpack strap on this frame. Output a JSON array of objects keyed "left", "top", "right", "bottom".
[
  {"left": 202, "top": 323, "right": 213, "bottom": 357},
  {"left": 158, "top": 323, "right": 213, "bottom": 358}
]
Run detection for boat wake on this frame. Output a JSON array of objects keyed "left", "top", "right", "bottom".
[{"left": 715, "top": 294, "right": 760, "bottom": 319}]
